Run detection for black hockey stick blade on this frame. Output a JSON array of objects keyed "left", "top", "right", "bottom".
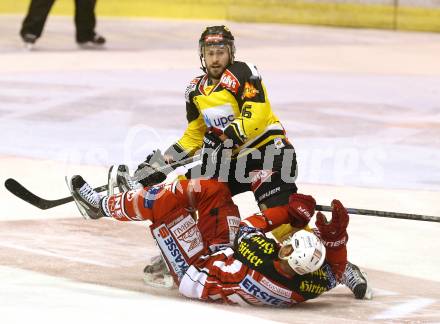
[
  {"left": 4, "top": 178, "right": 106, "bottom": 210},
  {"left": 316, "top": 204, "right": 440, "bottom": 223},
  {"left": 3, "top": 157, "right": 201, "bottom": 210}
]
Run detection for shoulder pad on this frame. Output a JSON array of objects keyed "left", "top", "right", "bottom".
[
  {"left": 185, "top": 76, "right": 202, "bottom": 102},
  {"left": 229, "top": 61, "right": 261, "bottom": 80},
  {"left": 220, "top": 62, "right": 262, "bottom": 94}
]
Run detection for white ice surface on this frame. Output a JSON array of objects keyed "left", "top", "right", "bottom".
[
  {"left": 0, "top": 266, "right": 280, "bottom": 324},
  {"left": 1, "top": 16, "right": 439, "bottom": 323}
]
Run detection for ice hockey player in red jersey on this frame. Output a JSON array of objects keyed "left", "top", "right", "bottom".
[{"left": 68, "top": 175, "right": 372, "bottom": 306}]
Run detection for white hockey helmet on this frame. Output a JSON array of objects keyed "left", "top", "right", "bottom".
[{"left": 278, "top": 230, "right": 326, "bottom": 275}]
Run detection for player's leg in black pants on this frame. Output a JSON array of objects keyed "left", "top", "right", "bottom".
[
  {"left": 227, "top": 139, "right": 298, "bottom": 208},
  {"left": 74, "top": 0, "right": 97, "bottom": 43},
  {"left": 20, "top": 0, "right": 56, "bottom": 39}
]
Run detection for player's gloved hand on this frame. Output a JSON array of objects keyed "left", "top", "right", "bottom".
[
  {"left": 200, "top": 128, "right": 232, "bottom": 177},
  {"left": 315, "top": 199, "right": 349, "bottom": 249},
  {"left": 134, "top": 149, "right": 168, "bottom": 187},
  {"left": 287, "top": 193, "right": 316, "bottom": 228}
]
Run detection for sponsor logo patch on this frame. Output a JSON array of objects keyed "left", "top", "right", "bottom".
[
  {"left": 274, "top": 137, "right": 285, "bottom": 149},
  {"left": 239, "top": 275, "right": 291, "bottom": 306},
  {"left": 202, "top": 104, "right": 235, "bottom": 130},
  {"left": 258, "top": 187, "right": 280, "bottom": 202},
  {"left": 250, "top": 170, "right": 274, "bottom": 192},
  {"left": 260, "top": 277, "right": 292, "bottom": 299},
  {"left": 185, "top": 77, "right": 200, "bottom": 102},
  {"left": 242, "top": 82, "right": 259, "bottom": 99},
  {"left": 227, "top": 216, "right": 241, "bottom": 243},
  {"left": 204, "top": 34, "right": 224, "bottom": 43},
  {"left": 170, "top": 215, "right": 203, "bottom": 258},
  {"left": 220, "top": 69, "right": 240, "bottom": 94},
  {"left": 153, "top": 224, "right": 189, "bottom": 279},
  {"left": 299, "top": 280, "right": 327, "bottom": 295}
]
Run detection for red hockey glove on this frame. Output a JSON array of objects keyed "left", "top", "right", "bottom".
[
  {"left": 287, "top": 193, "right": 316, "bottom": 228},
  {"left": 315, "top": 199, "right": 349, "bottom": 249}
]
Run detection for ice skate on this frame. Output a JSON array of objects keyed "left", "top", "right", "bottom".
[
  {"left": 107, "top": 164, "right": 142, "bottom": 196},
  {"left": 67, "top": 175, "right": 103, "bottom": 219},
  {"left": 143, "top": 255, "right": 174, "bottom": 289},
  {"left": 116, "top": 165, "right": 142, "bottom": 192},
  {"left": 77, "top": 34, "right": 106, "bottom": 49},
  {"left": 341, "top": 262, "right": 373, "bottom": 300},
  {"left": 22, "top": 33, "right": 37, "bottom": 51}
]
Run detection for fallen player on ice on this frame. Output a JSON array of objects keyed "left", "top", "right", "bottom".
[{"left": 68, "top": 176, "right": 372, "bottom": 306}]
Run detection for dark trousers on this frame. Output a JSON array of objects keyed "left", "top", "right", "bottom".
[
  {"left": 189, "top": 138, "right": 298, "bottom": 200},
  {"left": 20, "top": 0, "right": 97, "bottom": 42}
]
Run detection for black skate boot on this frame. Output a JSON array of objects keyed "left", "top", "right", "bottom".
[
  {"left": 341, "top": 262, "right": 373, "bottom": 300},
  {"left": 68, "top": 175, "right": 104, "bottom": 219},
  {"left": 77, "top": 34, "right": 106, "bottom": 49}
]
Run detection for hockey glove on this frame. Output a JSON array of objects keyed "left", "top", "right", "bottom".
[
  {"left": 287, "top": 193, "right": 316, "bottom": 228},
  {"left": 134, "top": 149, "right": 167, "bottom": 187},
  {"left": 315, "top": 199, "right": 349, "bottom": 249},
  {"left": 200, "top": 128, "right": 232, "bottom": 177}
]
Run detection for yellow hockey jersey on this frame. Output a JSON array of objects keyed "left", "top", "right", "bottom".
[{"left": 167, "top": 61, "right": 286, "bottom": 159}]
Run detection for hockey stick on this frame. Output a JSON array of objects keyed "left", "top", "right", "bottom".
[
  {"left": 5, "top": 157, "right": 438, "bottom": 222},
  {"left": 316, "top": 204, "right": 439, "bottom": 223},
  {"left": 4, "top": 155, "right": 201, "bottom": 210},
  {"left": 4, "top": 178, "right": 107, "bottom": 210}
]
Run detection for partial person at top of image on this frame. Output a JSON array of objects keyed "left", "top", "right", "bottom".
[{"left": 19, "top": 0, "right": 105, "bottom": 50}]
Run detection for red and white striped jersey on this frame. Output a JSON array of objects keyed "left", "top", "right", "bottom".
[{"left": 179, "top": 227, "right": 338, "bottom": 307}]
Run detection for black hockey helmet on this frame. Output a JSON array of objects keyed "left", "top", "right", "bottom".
[{"left": 199, "top": 25, "right": 235, "bottom": 72}]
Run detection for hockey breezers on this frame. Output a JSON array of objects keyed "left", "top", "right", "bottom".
[{"left": 4, "top": 155, "right": 201, "bottom": 210}]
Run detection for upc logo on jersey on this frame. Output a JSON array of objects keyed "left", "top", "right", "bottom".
[
  {"left": 202, "top": 104, "right": 235, "bottom": 130},
  {"left": 239, "top": 275, "right": 291, "bottom": 306},
  {"left": 220, "top": 70, "right": 240, "bottom": 94},
  {"left": 170, "top": 215, "right": 203, "bottom": 258}
]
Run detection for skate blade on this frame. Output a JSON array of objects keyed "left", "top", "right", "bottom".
[
  {"left": 143, "top": 273, "right": 175, "bottom": 289},
  {"left": 23, "top": 43, "right": 34, "bottom": 51},
  {"left": 107, "top": 165, "right": 118, "bottom": 196},
  {"left": 77, "top": 43, "right": 106, "bottom": 50},
  {"left": 65, "top": 176, "right": 91, "bottom": 219},
  {"left": 364, "top": 285, "right": 373, "bottom": 300}
]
